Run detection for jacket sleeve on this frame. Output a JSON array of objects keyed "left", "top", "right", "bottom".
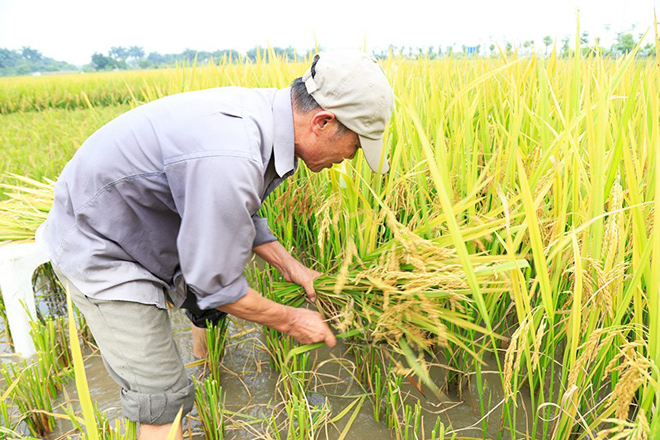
[
  {"left": 252, "top": 214, "right": 277, "bottom": 247},
  {"left": 165, "top": 155, "right": 263, "bottom": 310}
]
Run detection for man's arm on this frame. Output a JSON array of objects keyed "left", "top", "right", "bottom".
[
  {"left": 253, "top": 240, "right": 321, "bottom": 302},
  {"left": 217, "top": 288, "right": 336, "bottom": 346}
]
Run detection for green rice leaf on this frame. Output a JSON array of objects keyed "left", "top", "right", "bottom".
[{"left": 65, "top": 282, "right": 99, "bottom": 440}]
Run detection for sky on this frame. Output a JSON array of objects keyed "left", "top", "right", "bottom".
[{"left": 0, "top": 0, "right": 659, "bottom": 66}]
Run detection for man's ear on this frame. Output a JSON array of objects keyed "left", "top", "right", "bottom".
[{"left": 310, "top": 111, "right": 336, "bottom": 135}]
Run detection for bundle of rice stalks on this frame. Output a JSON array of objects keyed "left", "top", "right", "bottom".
[
  {"left": 274, "top": 214, "right": 528, "bottom": 393},
  {"left": 0, "top": 174, "right": 54, "bottom": 241}
]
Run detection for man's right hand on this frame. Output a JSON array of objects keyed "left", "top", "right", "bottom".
[
  {"left": 218, "top": 288, "right": 336, "bottom": 347},
  {"left": 283, "top": 307, "right": 337, "bottom": 347}
]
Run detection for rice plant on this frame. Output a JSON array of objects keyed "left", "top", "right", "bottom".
[
  {"left": 0, "top": 308, "right": 74, "bottom": 437},
  {"left": 0, "top": 360, "right": 58, "bottom": 437},
  {"left": 63, "top": 401, "right": 137, "bottom": 440},
  {"left": 267, "top": 389, "right": 331, "bottom": 440},
  {"left": 194, "top": 377, "right": 226, "bottom": 440},
  {"left": 1, "top": 33, "right": 660, "bottom": 438},
  {"left": 205, "top": 317, "right": 229, "bottom": 383},
  {"left": 29, "top": 314, "right": 72, "bottom": 379}
]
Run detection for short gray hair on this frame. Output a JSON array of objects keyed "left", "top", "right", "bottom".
[
  {"left": 290, "top": 77, "right": 320, "bottom": 113},
  {"left": 290, "top": 58, "right": 350, "bottom": 136},
  {"left": 291, "top": 56, "right": 320, "bottom": 113}
]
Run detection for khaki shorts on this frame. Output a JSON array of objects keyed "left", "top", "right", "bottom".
[{"left": 53, "top": 266, "right": 194, "bottom": 425}]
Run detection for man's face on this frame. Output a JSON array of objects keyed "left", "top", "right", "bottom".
[{"left": 296, "top": 113, "right": 360, "bottom": 172}]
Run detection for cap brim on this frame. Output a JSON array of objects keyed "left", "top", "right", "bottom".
[{"left": 359, "top": 135, "right": 389, "bottom": 174}]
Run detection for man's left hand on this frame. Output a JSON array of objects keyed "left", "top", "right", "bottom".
[
  {"left": 252, "top": 241, "right": 323, "bottom": 302},
  {"left": 284, "top": 263, "right": 322, "bottom": 303}
]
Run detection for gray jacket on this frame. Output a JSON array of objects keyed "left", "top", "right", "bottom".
[{"left": 38, "top": 86, "right": 296, "bottom": 310}]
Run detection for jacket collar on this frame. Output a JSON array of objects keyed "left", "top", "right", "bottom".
[{"left": 272, "top": 87, "right": 297, "bottom": 177}]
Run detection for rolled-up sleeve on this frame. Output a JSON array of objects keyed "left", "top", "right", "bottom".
[
  {"left": 165, "top": 156, "right": 262, "bottom": 310},
  {"left": 252, "top": 214, "right": 277, "bottom": 247}
]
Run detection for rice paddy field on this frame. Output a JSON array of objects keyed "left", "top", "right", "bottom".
[{"left": 1, "top": 41, "right": 659, "bottom": 439}]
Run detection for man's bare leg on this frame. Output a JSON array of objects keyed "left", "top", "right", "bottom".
[
  {"left": 139, "top": 423, "right": 183, "bottom": 440},
  {"left": 192, "top": 323, "right": 208, "bottom": 358}
]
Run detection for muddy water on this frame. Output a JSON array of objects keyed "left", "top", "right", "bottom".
[
  {"left": 42, "top": 307, "right": 537, "bottom": 439},
  {"left": 0, "top": 281, "right": 539, "bottom": 439}
]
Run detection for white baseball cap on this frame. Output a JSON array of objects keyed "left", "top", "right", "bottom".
[{"left": 302, "top": 51, "right": 395, "bottom": 173}]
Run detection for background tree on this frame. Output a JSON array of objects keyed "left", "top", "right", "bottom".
[
  {"left": 640, "top": 42, "right": 655, "bottom": 57},
  {"left": 0, "top": 48, "right": 20, "bottom": 68},
  {"left": 108, "top": 46, "right": 128, "bottom": 63},
  {"left": 612, "top": 32, "right": 635, "bottom": 55},
  {"left": 146, "top": 51, "right": 168, "bottom": 67},
  {"left": 245, "top": 46, "right": 298, "bottom": 62},
  {"left": 21, "top": 47, "right": 42, "bottom": 62},
  {"left": 543, "top": 36, "right": 552, "bottom": 56},
  {"left": 91, "top": 52, "right": 113, "bottom": 70},
  {"left": 580, "top": 31, "right": 589, "bottom": 45},
  {"left": 127, "top": 46, "right": 145, "bottom": 65},
  {"left": 560, "top": 36, "right": 570, "bottom": 57}
]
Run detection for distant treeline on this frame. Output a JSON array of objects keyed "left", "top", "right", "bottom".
[
  {"left": 0, "top": 47, "right": 78, "bottom": 77},
  {"left": 0, "top": 31, "right": 656, "bottom": 77},
  {"left": 88, "top": 46, "right": 303, "bottom": 71},
  {"left": 0, "top": 46, "right": 305, "bottom": 77}
]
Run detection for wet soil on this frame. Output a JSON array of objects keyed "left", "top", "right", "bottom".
[{"left": 0, "top": 276, "right": 541, "bottom": 439}]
